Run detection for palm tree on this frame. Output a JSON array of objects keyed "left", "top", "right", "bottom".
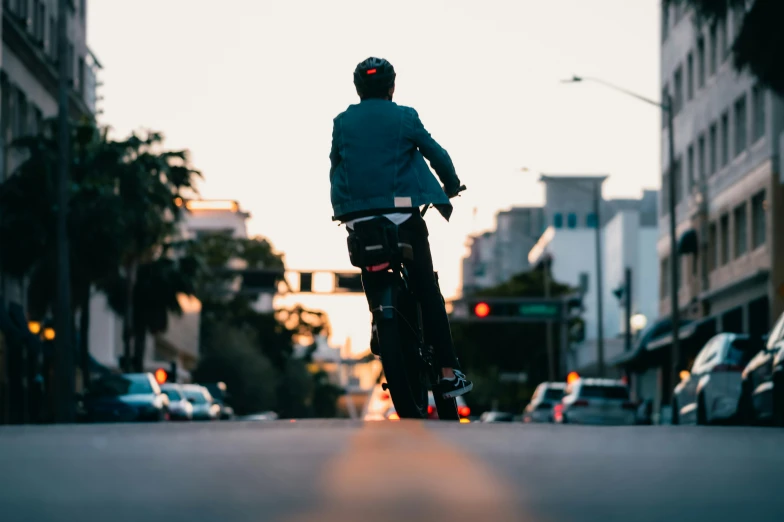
[{"left": 0, "top": 120, "right": 126, "bottom": 385}]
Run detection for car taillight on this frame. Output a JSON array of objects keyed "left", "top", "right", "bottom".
[
  {"left": 572, "top": 400, "right": 590, "bottom": 407},
  {"left": 458, "top": 406, "right": 471, "bottom": 417},
  {"left": 553, "top": 403, "right": 564, "bottom": 421},
  {"left": 622, "top": 401, "right": 637, "bottom": 410},
  {"left": 380, "top": 393, "right": 390, "bottom": 400},
  {"left": 712, "top": 364, "right": 744, "bottom": 373},
  {"left": 427, "top": 405, "right": 434, "bottom": 416}
]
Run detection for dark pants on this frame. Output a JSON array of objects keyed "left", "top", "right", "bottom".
[{"left": 359, "top": 214, "right": 460, "bottom": 369}]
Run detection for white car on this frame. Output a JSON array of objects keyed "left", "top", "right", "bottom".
[
  {"left": 523, "top": 382, "right": 566, "bottom": 423},
  {"left": 672, "top": 333, "right": 757, "bottom": 425},
  {"left": 554, "top": 378, "right": 636, "bottom": 425}
]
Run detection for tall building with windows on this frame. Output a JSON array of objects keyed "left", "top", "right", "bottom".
[
  {"left": 634, "top": 3, "right": 784, "bottom": 418},
  {"left": 659, "top": 4, "right": 784, "bottom": 337}
]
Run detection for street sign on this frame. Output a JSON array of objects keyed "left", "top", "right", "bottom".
[
  {"left": 499, "top": 372, "right": 528, "bottom": 383},
  {"left": 518, "top": 303, "right": 560, "bottom": 319}
]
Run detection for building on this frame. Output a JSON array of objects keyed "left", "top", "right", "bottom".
[
  {"left": 494, "top": 206, "right": 546, "bottom": 284},
  {"left": 611, "top": 5, "right": 784, "bottom": 422},
  {"left": 1, "top": 0, "right": 99, "bottom": 304},
  {"left": 1, "top": 0, "right": 100, "bottom": 421},
  {"left": 528, "top": 177, "right": 659, "bottom": 378},
  {"left": 461, "top": 230, "right": 498, "bottom": 296}
]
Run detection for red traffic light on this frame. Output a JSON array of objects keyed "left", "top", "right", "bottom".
[
  {"left": 474, "top": 302, "right": 491, "bottom": 318},
  {"left": 154, "top": 368, "right": 168, "bottom": 384}
]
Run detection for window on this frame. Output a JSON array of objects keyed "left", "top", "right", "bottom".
[
  {"left": 734, "top": 203, "right": 748, "bottom": 258},
  {"left": 708, "top": 223, "right": 717, "bottom": 272},
  {"left": 661, "top": 256, "right": 670, "bottom": 298},
  {"left": 673, "top": 67, "right": 684, "bottom": 114},
  {"left": 709, "top": 123, "right": 718, "bottom": 175},
  {"left": 720, "top": 112, "right": 730, "bottom": 166},
  {"left": 674, "top": 156, "right": 683, "bottom": 203},
  {"left": 708, "top": 23, "right": 718, "bottom": 76},
  {"left": 697, "top": 38, "right": 706, "bottom": 88},
  {"left": 733, "top": 5, "right": 745, "bottom": 40},
  {"left": 720, "top": 214, "right": 729, "bottom": 265},
  {"left": 687, "top": 145, "right": 695, "bottom": 192},
  {"left": 48, "top": 16, "right": 56, "bottom": 59},
  {"left": 686, "top": 53, "right": 694, "bottom": 100},
  {"left": 698, "top": 134, "right": 706, "bottom": 182},
  {"left": 661, "top": 172, "right": 670, "bottom": 214},
  {"left": 662, "top": 4, "right": 670, "bottom": 41},
  {"left": 719, "top": 16, "right": 729, "bottom": 61},
  {"left": 662, "top": 84, "right": 669, "bottom": 129},
  {"left": 78, "top": 57, "right": 85, "bottom": 94},
  {"left": 752, "top": 84, "right": 766, "bottom": 143},
  {"left": 734, "top": 94, "right": 747, "bottom": 156},
  {"left": 567, "top": 213, "right": 577, "bottom": 229},
  {"left": 751, "top": 191, "right": 766, "bottom": 249},
  {"left": 586, "top": 213, "right": 597, "bottom": 228},
  {"left": 553, "top": 213, "right": 563, "bottom": 229}
]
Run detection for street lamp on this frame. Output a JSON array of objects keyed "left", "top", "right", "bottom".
[{"left": 562, "top": 74, "right": 680, "bottom": 393}]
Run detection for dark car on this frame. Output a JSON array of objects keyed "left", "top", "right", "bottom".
[
  {"left": 82, "top": 373, "right": 170, "bottom": 422},
  {"left": 740, "top": 311, "right": 784, "bottom": 426},
  {"left": 202, "top": 382, "right": 235, "bottom": 420},
  {"left": 522, "top": 382, "right": 566, "bottom": 423}
]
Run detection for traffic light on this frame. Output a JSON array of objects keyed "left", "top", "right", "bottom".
[
  {"left": 334, "top": 272, "right": 364, "bottom": 293},
  {"left": 467, "top": 299, "right": 561, "bottom": 320},
  {"left": 154, "top": 368, "right": 168, "bottom": 385},
  {"left": 473, "top": 302, "right": 491, "bottom": 318},
  {"left": 299, "top": 272, "right": 313, "bottom": 293}
]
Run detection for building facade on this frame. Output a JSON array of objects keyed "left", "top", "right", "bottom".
[
  {"left": 528, "top": 178, "right": 659, "bottom": 378},
  {"left": 659, "top": 4, "right": 784, "bottom": 347}
]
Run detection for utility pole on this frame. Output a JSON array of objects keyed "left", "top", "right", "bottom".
[
  {"left": 593, "top": 181, "right": 605, "bottom": 377},
  {"left": 55, "top": 0, "right": 75, "bottom": 423},
  {"left": 543, "top": 254, "right": 555, "bottom": 382},
  {"left": 665, "top": 91, "right": 681, "bottom": 397},
  {"left": 624, "top": 267, "right": 632, "bottom": 353}
]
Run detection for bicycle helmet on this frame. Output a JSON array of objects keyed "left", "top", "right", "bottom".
[{"left": 353, "top": 57, "right": 396, "bottom": 99}]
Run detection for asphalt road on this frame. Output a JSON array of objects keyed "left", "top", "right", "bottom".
[{"left": 1, "top": 420, "right": 782, "bottom": 522}]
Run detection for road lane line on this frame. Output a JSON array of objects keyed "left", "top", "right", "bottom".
[{"left": 287, "top": 421, "right": 530, "bottom": 522}]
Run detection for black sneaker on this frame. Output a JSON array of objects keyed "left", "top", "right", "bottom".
[{"left": 439, "top": 370, "right": 473, "bottom": 398}]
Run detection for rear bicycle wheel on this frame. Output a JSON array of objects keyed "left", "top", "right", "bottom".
[
  {"left": 374, "top": 280, "right": 428, "bottom": 419},
  {"left": 433, "top": 393, "right": 459, "bottom": 421}
]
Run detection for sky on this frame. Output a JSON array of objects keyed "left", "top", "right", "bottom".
[{"left": 88, "top": 0, "right": 662, "bottom": 355}]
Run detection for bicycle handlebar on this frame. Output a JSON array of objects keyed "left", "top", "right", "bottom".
[{"left": 421, "top": 185, "right": 466, "bottom": 217}]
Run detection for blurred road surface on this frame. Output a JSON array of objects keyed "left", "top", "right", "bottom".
[{"left": 1, "top": 420, "right": 782, "bottom": 522}]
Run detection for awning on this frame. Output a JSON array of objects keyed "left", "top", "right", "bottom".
[
  {"left": 646, "top": 315, "right": 718, "bottom": 352},
  {"left": 677, "top": 229, "right": 698, "bottom": 255}
]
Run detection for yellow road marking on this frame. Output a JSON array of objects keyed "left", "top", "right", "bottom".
[{"left": 287, "top": 421, "right": 528, "bottom": 522}]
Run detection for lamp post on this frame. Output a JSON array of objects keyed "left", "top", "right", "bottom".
[{"left": 562, "top": 75, "right": 680, "bottom": 394}]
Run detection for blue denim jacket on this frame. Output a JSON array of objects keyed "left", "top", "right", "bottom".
[{"left": 329, "top": 99, "right": 460, "bottom": 221}]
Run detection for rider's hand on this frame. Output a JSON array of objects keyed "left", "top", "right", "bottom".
[{"left": 444, "top": 183, "right": 465, "bottom": 199}]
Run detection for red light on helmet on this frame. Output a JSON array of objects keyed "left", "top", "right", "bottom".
[{"left": 366, "top": 69, "right": 377, "bottom": 75}]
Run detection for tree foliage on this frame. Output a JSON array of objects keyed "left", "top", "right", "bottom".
[{"left": 665, "top": 0, "right": 784, "bottom": 95}]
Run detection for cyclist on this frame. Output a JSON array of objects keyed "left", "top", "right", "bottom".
[{"left": 329, "top": 57, "right": 472, "bottom": 399}]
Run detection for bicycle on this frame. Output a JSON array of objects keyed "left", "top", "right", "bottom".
[{"left": 345, "top": 186, "right": 466, "bottom": 420}]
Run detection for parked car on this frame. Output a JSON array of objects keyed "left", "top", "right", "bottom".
[
  {"left": 479, "top": 411, "right": 515, "bottom": 423},
  {"left": 554, "top": 378, "right": 636, "bottom": 425},
  {"left": 672, "top": 333, "right": 760, "bottom": 425},
  {"left": 181, "top": 384, "right": 220, "bottom": 421},
  {"left": 161, "top": 384, "right": 193, "bottom": 421},
  {"left": 82, "top": 373, "right": 170, "bottom": 422},
  {"left": 522, "top": 382, "right": 566, "bottom": 423},
  {"left": 202, "top": 382, "right": 235, "bottom": 420},
  {"left": 740, "top": 311, "right": 784, "bottom": 426}
]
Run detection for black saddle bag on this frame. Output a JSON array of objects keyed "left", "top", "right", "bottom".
[{"left": 346, "top": 218, "right": 413, "bottom": 268}]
